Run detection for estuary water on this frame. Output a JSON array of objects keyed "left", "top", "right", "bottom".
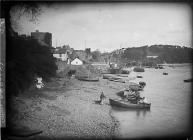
[{"left": 112, "top": 64, "right": 192, "bottom": 138}]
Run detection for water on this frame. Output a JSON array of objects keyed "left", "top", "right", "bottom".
[{"left": 112, "top": 64, "right": 192, "bottom": 138}]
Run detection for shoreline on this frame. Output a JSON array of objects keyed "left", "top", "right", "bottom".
[
  {"left": 109, "top": 108, "right": 121, "bottom": 138},
  {"left": 9, "top": 76, "right": 122, "bottom": 139}
]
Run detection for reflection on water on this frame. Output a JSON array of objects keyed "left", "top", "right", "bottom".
[
  {"left": 112, "top": 106, "right": 150, "bottom": 117},
  {"left": 112, "top": 64, "right": 192, "bottom": 138}
]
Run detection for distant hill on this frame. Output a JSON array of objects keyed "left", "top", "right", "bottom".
[
  {"left": 111, "top": 45, "right": 193, "bottom": 64},
  {"left": 66, "top": 45, "right": 192, "bottom": 65}
]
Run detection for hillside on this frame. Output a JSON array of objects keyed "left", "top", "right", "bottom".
[{"left": 107, "top": 45, "right": 192, "bottom": 65}]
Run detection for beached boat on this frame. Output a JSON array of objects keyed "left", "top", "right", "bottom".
[
  {"left": 109, "top": 68, "right": 121, "bottom": 74},
  {"left": 121, "top": 69, "right": 130, "bottom": 74},
  {"left": 108, "top": 78, "right": 125, "bottom": 83},
  {"left": 133, "top": 67, "right": 145, "bottom": 72},
  {"left": 109, "top": 98, "right": 151, "bottom": 109},
  {"left": 77, "top": 77, "right": 99, "bottom": 82},
  {"left": 116, "top": 74, "right": 128, "bottom": 77},
  {"left": 103, "top": 74, "right": 121, "bottom": 80},
  {"left": 76, "top": 75, "right": 99, "bottom": 82}
]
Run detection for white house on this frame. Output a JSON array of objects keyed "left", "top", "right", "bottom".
[{"left": 71, "top": 58, "right": 83, "bottom": 65}]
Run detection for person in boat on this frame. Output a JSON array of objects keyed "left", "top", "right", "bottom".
[
  {"left": 123, "top": 89, "right": 141, "bottom": 103},
  {"left": 130, "top": 91, "right": 141, "bottom": 104},
  {"left": 123, "top": 88, "right": 135, "bottom": 98},
  {"left": 134, "top": 91, "right": 141, "bottom": 101},
  {"left": 100, "top": 91, "right": 106, "bottom": 105},
  {"left": 139, "top": 97, "right": 148, "bottom": 104}
]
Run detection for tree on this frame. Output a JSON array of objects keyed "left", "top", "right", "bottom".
[
  {"left": 2, "top": 2, "right": 57, "bottom": 129},
  {"left": 7, "top": 35, "right": 57, "bottom": 96},
  {"left": 91, "top": 49, "right": 101, "bottom": 62}
]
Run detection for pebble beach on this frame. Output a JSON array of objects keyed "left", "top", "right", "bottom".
[{"left": 10, "top": 76, "right": 127, "bottom": 139}]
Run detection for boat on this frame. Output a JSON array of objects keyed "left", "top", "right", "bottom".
[
  {"left": 133, "top": 67, "right": 145, "bottom": 72},
  {"left": 109, "top": 68, "right": 121, "bottom": 74},
  {"left": 109, "top": 98, "right": 151, "bottom": 109},
  {"left": 76, "top": 75, "right": 99, "bottom": 82},
  {"left": 103, "top": 74, "right": 121, "bottom": 80},
  {"left": 116, "top": 90, "right": 125, "bottom": 97},
  {"left": 116, "top": 74, "right": 128, "bottom": 77},
  {"left": 184, "top": 78, "right": 193, "bottom": 82},
  {"left": 163, "top": 72, "right": 168, "bottom": 75},
  {"left": 158, "top": 66, "right": 164, "bottom": 69},
  {"left": 137, "top": 75, "right": 143, "bottom": 78},
  {"left": 121, "top": 69, "right": 130, "bottom": 74},
  {"left": 108, "top": 78, "right": 125, "bottom": 83}
]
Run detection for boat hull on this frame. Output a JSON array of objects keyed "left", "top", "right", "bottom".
[
  {"left": 109, "top": 99, "right": 151, "bottom": 109},
  {"left": 76, "top": 75, "right": 99, "bottom": 82}
]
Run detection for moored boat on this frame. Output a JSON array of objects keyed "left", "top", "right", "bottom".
[
  {"left": 163, "top": 72, "right": 168, "bottom": 75},
  {"left": 109, "top": 98, "right": 151, "bottom": 109},
  {"left": 137, "top": 75, "right": 143, "bottom": 78},
  {"left": 184, "top": 78, "right": 193, "bottom": 82}
]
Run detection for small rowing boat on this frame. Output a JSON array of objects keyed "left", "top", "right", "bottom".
[{"left": 109, "top": 98, "right": 151, "bottom": 109}]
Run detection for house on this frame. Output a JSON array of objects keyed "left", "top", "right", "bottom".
[
  {"left": 53, "top": 49, "right": 68, "bottom": 61},
  {"left": 71, "top": 58, "right": 83, "bottom": 65},
  {"left": 53, "top": 45, "right": 72, "bottom": 62}
]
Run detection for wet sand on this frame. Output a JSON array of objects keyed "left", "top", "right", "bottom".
[{"left": 10, "top": 76, "right": 129, "bottom": 139}]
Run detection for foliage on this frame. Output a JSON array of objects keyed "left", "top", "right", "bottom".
[
  {"left": 91, "top": 49, "right": 101, "bottom": 62},
  {"left": 6, "top": 35, "right": 57, "bottom": 96}
]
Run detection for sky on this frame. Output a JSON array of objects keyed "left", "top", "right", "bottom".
[{"left": 12, "top": 3, "right": 192, "bottom": 52}]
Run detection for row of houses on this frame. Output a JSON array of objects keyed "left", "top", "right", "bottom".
[
  {"left": 52, "top": 46, "right": 84, "bottom": 65},
  {"left": 52, "top": 45, "right": 94, "bottom": 65},
  {"left": 28, "top": 30, "right": 91, "bottom": 66}
]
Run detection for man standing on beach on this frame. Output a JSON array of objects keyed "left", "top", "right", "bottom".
[{"left": 100, "top": 92, "right": 106, "bottom": 105}]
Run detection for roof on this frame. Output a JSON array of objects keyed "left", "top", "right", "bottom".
[
  {"left": 71, "top": 58, "right": 83, "bottom": 65},
  {"left": 53, "top": 47, "right": 72, "bottom": 54},
  {"left": 54, "top": 49, "right": 66, "bottom": 54}
]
